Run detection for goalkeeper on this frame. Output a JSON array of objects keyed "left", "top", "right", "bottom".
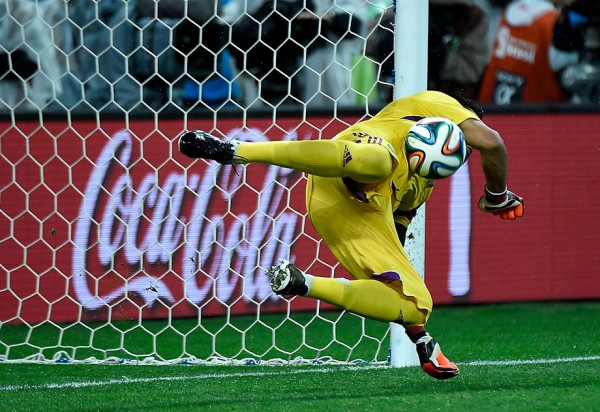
[{"left": 178, "top": 90, "right": 524, "bottom": 380}]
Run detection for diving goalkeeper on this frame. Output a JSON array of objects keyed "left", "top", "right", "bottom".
[{"left": 178, "top": 91, "right": 524, "bottom": 380}]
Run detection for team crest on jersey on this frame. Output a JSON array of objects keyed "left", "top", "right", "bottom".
[{"left": 342, "top": 144, "right": 352, "bottom": 166}]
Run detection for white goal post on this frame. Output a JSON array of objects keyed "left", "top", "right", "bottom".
[
  {"left": 389, "top": 0, "right": 428, "bottom": 368},
  {"left": 0, "top": 0, "right": 428, "bottom": 366}
]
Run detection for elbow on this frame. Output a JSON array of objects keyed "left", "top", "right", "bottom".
[
  {"left": 478, "top": 128, "right": 506, "bottom": 155},
  {"left": 489, "top": 129, "right": 505, "bottom": 151}
]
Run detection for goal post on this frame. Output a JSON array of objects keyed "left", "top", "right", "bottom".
[
  {"left": 0, "top": 0, "right": 428, "bottom": 367},
  {"left": 389, "top": 0, "right": 429, "bottom": 368}
]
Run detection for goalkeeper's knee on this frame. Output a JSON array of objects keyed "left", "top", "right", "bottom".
[{"left": 399, "top": 307, "right": 429, "bottom": 327}]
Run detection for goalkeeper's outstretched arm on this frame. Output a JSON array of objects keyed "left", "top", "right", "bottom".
[
  {"left": 459, "top": 118, "right": 524, "bottom": 220},
  {"left": 459, "top": 118, "right": 507, "bottom": 194}
]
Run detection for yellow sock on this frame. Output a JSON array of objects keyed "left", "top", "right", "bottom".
[
  {"left": 306, "top": 276, "right": 427, "bottom": 326},
  {"left": 236, "top": 140, "right": 392, "bottom": 183}
]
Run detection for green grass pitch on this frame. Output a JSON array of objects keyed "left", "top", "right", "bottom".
[{"left": 1, "top": 301, "right": 599, "bottom": 411}]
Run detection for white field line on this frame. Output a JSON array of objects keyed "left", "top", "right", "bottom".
[{"left": 1, "top": 355, "right": 598, "bottom": 392}]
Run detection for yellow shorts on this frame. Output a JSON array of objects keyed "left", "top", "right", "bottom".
[{"left": 306, "top": 175, "right": 434, "bottom": 317}]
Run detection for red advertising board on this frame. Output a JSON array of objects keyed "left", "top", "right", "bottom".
[
  {"left": 427, "top": 113, "right": 600, "bottom": 304},
  {"left": 1, "top": 113, "right": 599, "bottom": 324}
]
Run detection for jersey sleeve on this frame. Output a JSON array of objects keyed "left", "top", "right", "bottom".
[
  {"left": 332, "top": 130, "right": 402, "bottom": 199},
  {"left": 333, "top": 129, "right": 400, "bottom": 165}
]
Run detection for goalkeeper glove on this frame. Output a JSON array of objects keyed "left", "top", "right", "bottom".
[{"left": 478, "top": 186, "right": 524, "bottom": 220}]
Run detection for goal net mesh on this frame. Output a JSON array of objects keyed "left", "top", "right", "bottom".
[{"left": 0, "top": 0, "right": 396, "bottom": 365}]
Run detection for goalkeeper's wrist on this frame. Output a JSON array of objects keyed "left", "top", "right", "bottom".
[{"left": 484, "top": 185, "right": 507, "bottom": 204}]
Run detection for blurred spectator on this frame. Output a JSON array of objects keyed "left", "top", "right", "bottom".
[
  {"left": 365, "top": 5, "right": 394, "bottom": 104},
  {"left": 220, "top": 0, "right": 262, "bottom": 107},
  {"left": 227, "top": 0, "right": 319, "bottom": 108},
  {"left": 429, "top": 0, "right": 492, "bottom": 100},
  {"left": 366, "top": 0, "right": 490, "bottom": 103},
  {"left": 299, "top": 0, "right": 370, "bottom": 108},
  {"left": 226, "top": 0, "right": 369, "bottom": 109},
  {"left": 131, "top": 0, "right": 186, "bottom": 110},
  {"left": 478, "top": 0, "right": 568, "bottom": 104},
  {"left": 475, "top": 0, "right": 513, "bottom": 51},
  {"left": 0, "top": 0, "right": 63, "bottom": 112},
  {"left": 66, "top": 0, "right": 139, "bottom": 111},
  {"left": 550, "top": 0, "right": 600, "bottom": 102},
  {"left": 132, "top": 0, "right": 237, "bottom": 110}
]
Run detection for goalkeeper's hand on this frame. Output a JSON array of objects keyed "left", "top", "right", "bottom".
[{"left": 478, "top": 186, "right": 524, "bottom": 220}]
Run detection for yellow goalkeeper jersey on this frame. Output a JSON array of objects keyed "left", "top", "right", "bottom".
[
  {"left": 332, "top": 90, "right": 479, "bottom": 214},
  {"left": 305, "top": 91, "right": 480, "bottom": 318}
]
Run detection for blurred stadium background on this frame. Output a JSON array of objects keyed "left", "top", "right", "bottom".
[{"left": 1, "top": 1, "right": 599, "bottom": 407}]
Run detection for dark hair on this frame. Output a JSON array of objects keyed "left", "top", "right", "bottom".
[{"left": 453, "top": 94, "right": 485, "bottom": 119}]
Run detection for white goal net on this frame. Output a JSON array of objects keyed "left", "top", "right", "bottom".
[{"left": 0, "top": 0, "right": 408, "bottom": 365}]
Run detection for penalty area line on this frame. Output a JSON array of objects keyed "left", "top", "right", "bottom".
[{"left": 1, "top": 356, "right": 599, "bottom": 392}]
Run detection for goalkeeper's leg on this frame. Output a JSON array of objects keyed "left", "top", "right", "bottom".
[
  {"left": 236, "top": 139, "right": 392, "bottom": 183},
  {"left": 178, "top": 130, "right": 393, "bottom": 184},
  {"left": 267, "top": 260, "right": 460, "bottom": 380}
]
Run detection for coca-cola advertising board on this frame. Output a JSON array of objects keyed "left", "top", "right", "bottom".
[{"left": 1, "top": 113, "right": 599, "bottom": 324}]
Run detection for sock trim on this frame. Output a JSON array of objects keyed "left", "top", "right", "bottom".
[{"left": 303, "top": 273, "right": 315, "bottom": 294}]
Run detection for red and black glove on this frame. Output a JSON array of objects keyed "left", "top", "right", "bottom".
[{"left": 478, "top": 186, "right": 524, "bottom": 220}]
